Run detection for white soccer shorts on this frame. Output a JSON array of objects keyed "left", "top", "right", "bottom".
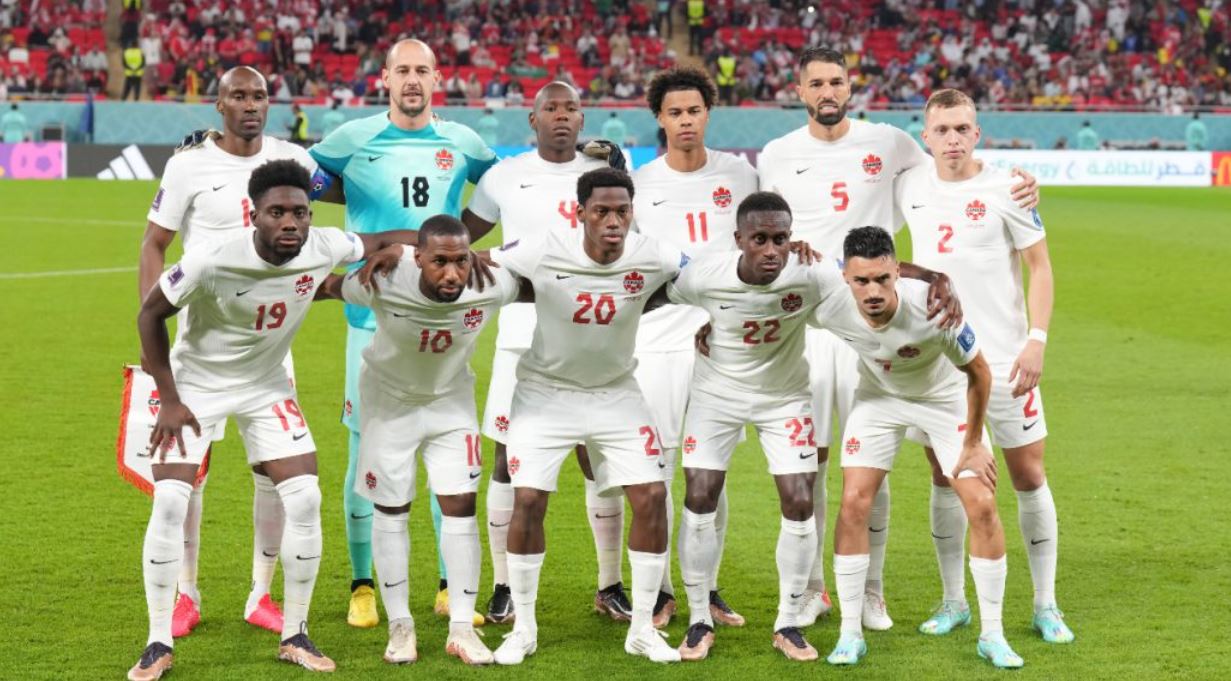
[
  {"left": 907, "top": 369, "right": 1047, "bottom": 451},
  {"left": 840, "top": 391, "right": 988, "bottom": 479},
  {"left": 171, "top": 372, "right": 317, "bottom": 465},
  {"left": 354, "top": 369, "right": 482, "bottom": 507},
  {"left": 481, "top": 347, "right": 523, "bottom": 444},
  {"left": 806, "top": 327, "right": 859, "bottom": 449},
  {"left": 633, "top": 349, "right": 694, "bottom": 451},
  {"left": 681, "top": 389, "right": 820, "bottom": 476},
  {"left": 506, "top": 378, "right": 666, "bottom": 496}
]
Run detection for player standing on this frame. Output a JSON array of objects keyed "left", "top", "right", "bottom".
[
  {"left": 819, "top": 227, "right": 1024, "bottom": 669},
  {"left": 897, "top": 89, "right": 1071, "bottom": 643},
  {"left": 129, "top": 160, "right": 417, "bottom": 680},
  {"left": 758, "top": 46, "right": 1038, "bottom": 628},
  {"left": 137, "top": 65, "right": 316, "bottom": 638},
  {"left": 631, "top": 66, "right": 756, "bottom": 627},
  {"left": 307, "top": 38, "right": 496, "bottom": 628},
  {"left": 461, "top": 81, "right": 634, "bottom": 624},
  {"left": 488, "top": 168, "right": 685, "bottom": 665},
  {"left": 317, "top": 216, "right": 520, "bottom": 665}
]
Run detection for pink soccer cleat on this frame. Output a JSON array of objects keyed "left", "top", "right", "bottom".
[
  {"left": 171, "top": 594, "right": 201, "bottom": 638},
  {"left": 245, "top": 594, "right": 285, "bottom": 633}
]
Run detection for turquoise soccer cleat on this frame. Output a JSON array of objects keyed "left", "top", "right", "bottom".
[
  {"left": 918, "top": 600, "right": 972, "bottom": 636},
  {"left": 826, "top": 633, "right": 868, "bottom": 666},
  {"left": 1033, "top": 606, "right": 1075, "bottom": 643},
  {"left": 977, "top": 634, "right": 1025, "bottom": 669}
]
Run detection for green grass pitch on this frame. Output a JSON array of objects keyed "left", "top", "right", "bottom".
[{"left": 0, "top": 180, "right": 1228, "bottom": 680}]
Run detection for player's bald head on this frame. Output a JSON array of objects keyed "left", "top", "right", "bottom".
[
  {"left": 218, "top": 66, "right": 267, "bottom": 95},
  {"left": 533, "top": 82, "right": 580, "bottom": 111},
  {"left": 386, "top": 39, "right": 437, "bottom": 69}
]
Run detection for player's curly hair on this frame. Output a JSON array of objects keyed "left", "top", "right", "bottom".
[
  {"left": 248, "top": 159, "right": 313, "bottom": 205},
  {"left": 736, "top": 191, "right": 792, "bottom": 228},
  {"left": 646, "top": 66, "right": 717, "bottom": 116},
  {"left": 798, "top": 46, "right": 846, "bottom": 73},
  {"left": 844, "top": 226, "right": 896, "bottom": 262},
  {"left": 577, "top": 167, "right": 634, "bottom": 205}
]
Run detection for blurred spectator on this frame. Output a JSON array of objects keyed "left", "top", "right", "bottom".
[
  {"left": 1076, "top": 120, "right": 1100, "bottom": 149},
  {"left": 506, "top": 79, "right": 525, "bottom": 106},
  {"left": 2, "top": 102, "right": 27, "bottom": 142},
  {"left": 288, "top": 103, "right": 309, "bottom": 144},
  {"left": 322, "top": 99, "right": 345, "bottom": 139},
  {"left": 121, "top": 41, "right": 145, "bottom": 101},
  {"left": 601, "top": 111, "right": 627, "bottom": 145},
  {"left": 906, "top": 114, "right": 924, "bottom": 143},
  {"left": 477, "top": 108, "right": 500, "bottom": 146},
  {"left": 1185, "top": 112, "right": 1208, "bottom": 151}
]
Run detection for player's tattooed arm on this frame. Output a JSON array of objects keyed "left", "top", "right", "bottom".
[
  {"left": 137, "top": 287, "right": 201, "bottom": 462},
  {"left": 461, "top": 209, "right": 497, "bottom": 243},
  {"left": 951, "top": 352, "right": 996, "bottom": 491},
  {"left": 899, "top": 262, "right": 963, "bottom": 329},
  {"left": 138, "top": 222, "right": 177, "bottom": 303},
  {"left": 1009, "top": 167, "right": 1041, "bottom": 209}
]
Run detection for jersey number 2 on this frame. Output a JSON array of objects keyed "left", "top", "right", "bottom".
[{"left": 401, "top": 176, "right": 430, "bottom": 208}]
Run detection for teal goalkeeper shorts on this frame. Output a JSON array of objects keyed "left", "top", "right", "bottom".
[{"left": 342, "top": 325, "right": 376, "bottom": 433}]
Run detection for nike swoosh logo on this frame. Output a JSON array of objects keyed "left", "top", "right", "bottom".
[
  {"left": 795, "top": 167, "right": 809, "bottom": 175},
  {"left": 469, "top": 471, "right": 482, "bottom": 479},
  {"left": 931, "top": 532, "right": 953, "bottom": 540},
  {"left": 292, "top": 432, "right": 308, "bottom": 441},
  {"left": 799, "top": 451, "right": 816, "bottom": 460},
  {"left": 658, "top": 461, "right": 667, "bottom": 469},
  {"left": 519, "top": 183, "right": 534, "bottom": 188},
  {"left": 212, "top": 184, "right": 228, "bottom": 191},
  {"left": 652, "top": 200, "right": 666, "bottom": 206},
  {"left": 262, "top": 550, "right": 278, "bottom": 557},
  {"left": 368, "top": 155, "right": 382, "bottom": 162},
  {"left": 1023, "top": 421, "right": 1040, "bottom": 431},
  {"left": 384, "top": 579, "right": 407, "bottom": 588},
  {"left": 719, "top": 304, "right": 735, "bottom": 310},
  {"left": 489, "top": 521, "right": 510, "bottom": 528},
  {"left": 682, "top": 581, "right": 701, "bottom": 588},
  {"left": 555, "top": 274, "right": 573, "bottom": 280},
  {"left": 1030, "top": 538, "right": 1050, "bottom": 546},
  {"left": 236, "top": 289, "right": 252, "bottom": 297},
  {"left": 296, "top": 554, "right": 321, "bottom": 560},
  {"left": 392, "top": 312, "right": 414, "bottom": 318},
  {"left": 463, "top": 589, "right": 478, "bottom": 595},
  {"left": 790, "top": 592, "right": 804, "bottom": 599},
  {"left": 868, "top": 526, "right": 886, "bottom": 533},
  {"left": 350, "top": 513, "right": 373, "bottom": 520},
  {"left": 149, "top": 558, "right": 176, "bottom": 565},
  {"left": 911, "top": 204, "right": 925, "bottom": 209},
  {"left": 594, "top": 512, "right": 620, "bottom": 519}
]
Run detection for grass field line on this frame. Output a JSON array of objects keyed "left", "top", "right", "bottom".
[
  {"left": 0, "top": 215, "right": 136, "bottom": 227},
  {"left": 0, "top": 265, "right": 137, "bottom": 279}
]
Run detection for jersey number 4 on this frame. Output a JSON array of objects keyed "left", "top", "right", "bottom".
[
  {"left": 573, "top": 293, "right": 616, "bottom": 325},
  {"left": 401, "top": 176, "right": 430, "bottom": 208}
]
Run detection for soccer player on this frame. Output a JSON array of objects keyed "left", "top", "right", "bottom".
[
  {"left": 897, "top": 89, "right": 1071, "bottom": 643},
  {"left": 488, "top": 168, "right": 685, "bottom": 665},
  {"left": 307, "top": 38, "right": 496, "bottom": 628},
  {"left": 461, "top": 81, "right": 633, "bottom": 624},
  {"left": 137, "top": 65, "right": 316, "bottom": 638},
  {"left": 316, "top": 216, "right": 520, "bottom": 665},
  {"left": 819, "top": 226, "right": 1023, "bottom": 669},
  {"left": 129, "top": 160, "right": 417, "bottom": 680},
  {"left": 631, "top": 66, "right": 756, "bottom": 627},
  {"left": 758, "top": 46, "right": 1039, "bottom": 629}
]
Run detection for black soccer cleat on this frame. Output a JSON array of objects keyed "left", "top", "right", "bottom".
[
  {"left": 485, "top": 583, "right": 516, "bottom": 624},
  {"left": 594, "top": 582, "right": 633, "bottom": 621}
]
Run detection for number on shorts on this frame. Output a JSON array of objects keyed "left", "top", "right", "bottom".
[
  {"left": 831, "top": 181, "right": 849, "bottom": 212},
  {"left": 272, "top": 399, "right": 306, "bottom": 431},
  {"left": 418, "top": 329, "right": 453, "bottom": 353},
  {"left": 741, "top": 319, "right": 782, "bottom": 345},
  {"left": 639, "top": 425, "right": 661, "bottom": 457},
  {"left": 465, "top": 433, "right": 482, "bottom": 466},
  {"left": 938, "top": 224, "right": 955, "bottom": 253},
  {"left": 255, "top": 302, "right": 287, "bottom": 330},
  {"left": 786, "top": 417, "right": 818, "bottom": 447},
  {"left": 573, "top": 293, "right": 616, "bottom": 325},
  {"left": 1023, "top": 389, "right": 1039, "bottom": 418},
  {"left": 685, "top": 211, "right": 709, "bottom": 242}
]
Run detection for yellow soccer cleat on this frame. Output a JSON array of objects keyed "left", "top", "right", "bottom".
[
  {"left": 348, "top": 585, "right": 380, "bottom": 628},
  {"left": 434, "top": 588, "right": 485, "bottom": 627}
]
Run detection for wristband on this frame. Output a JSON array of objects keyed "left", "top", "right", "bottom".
[{"left": 1028, "top": 328, "right": 1048, "bottom": 344}]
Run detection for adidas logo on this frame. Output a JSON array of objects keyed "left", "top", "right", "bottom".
[{"left": 97, "top": 144, "right": 155, "bottom": 180}]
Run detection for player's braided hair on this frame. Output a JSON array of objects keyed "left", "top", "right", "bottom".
[
  {"left": 736, "top": 191, "right": 792, "bottom": 228},
  {"left": 798, "top": 46, "right": 846, "bottom": 73},
  {"left": 248, "top": 159, "right": 313, "bottom": 205},
  {"left": 577, "top": 167, "right": 634, "bottom": 205},
  {"left": 844, "top": 226, "right": 896, "bottom": 262},
  {"left": 646, "top": 66, "right": 717, "bottom": 116}
]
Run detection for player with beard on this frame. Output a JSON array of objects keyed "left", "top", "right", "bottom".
[
  {"left": 307, "top": 38, "right": 497, "bottom": 629},
  {"left": 758, "top": 47, "right": 1039, "bottom": 629},
  {"left": 137, "top": 65, "right": 317, "bottom": 639},
  {"left": 460, "top": 82, "right": 636, "bottom": 625}
]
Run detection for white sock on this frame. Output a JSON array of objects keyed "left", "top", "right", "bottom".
[
  {"left": 865, "top": 476, "right": 890, "bottom": 596},
  {"left": 441, "top": 515, "right": 480, "bottom": 628},
  {"left": 372, "top": 509, "right": 411, "bottom": 624},
  {"left": 586, "top": 479, "right": 624, "bottom": 589},
  {"left": 930, "top": 484, "right": 968, "bottom": 603},
  {"left": 247, "top": 472, "right": 284, "bottom": 615},
  {"left": 807, "top": 460, "right": 828, "bottom": 591},
  {"left": 508, "top": 552, "right": 544, "bottom": 637},
  {"left": 628, "top": 549, "right": 666, "bottom": 635},
  {"left": 277, "top": 475, "right": 322, "bottom": 641},
  {"left": 774, "top": 516, "right": 817, "bottom": 631},
  {"left": 969, "top": 555, "right": 1007, "bottom": 637},
  {"left": 679, "top": 508, "right": 716, "bottom": 626},
  {"left": 177, "top": 475, "right": 204, "bottom": 605},
  {"left": 833, "top": 553, "right": 870, "bottom": 637},
  {"left": 1017, "top": 482, "right": 1059, "bottom": 609},
  {"left": 486, "top": 480, "right": 513, "bottom": 586},
  {"left": 712, "top": 486, "right": 728, "bottom": 589},
  {"left": 145, "top": 479, "right": 192, "bottom": 647},
  {"left": 660, "top": 475, "right": 676, "bottom": 596}
]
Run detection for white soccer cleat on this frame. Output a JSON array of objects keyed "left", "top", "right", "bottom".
[
  {"left": 795, "top": 588, "right": 833, "bottom": 627},
  {"left": 493, "top": 629, "right": 537, "bottom": 666},
  {"left": 383, "top": 618, "right": 418, "bottom": 664},
  {"left": 862, "top": 591, "right": 894, "bottom": 631},
  {"left": 625, "top": 625, "right": 682, "bottom": 663},
  {"left": 446, "top": 628, "right": 494, "bottom": 665}
]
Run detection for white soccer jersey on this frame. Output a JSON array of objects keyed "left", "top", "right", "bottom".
[
  {"left": 669, "top": 252, "right": 846, "bottom": 397},
  {"left": 491, "top": 228, "right": 685, "bottom": 390},
  {"left": 812, "top": 279, "right": 980, "bottom": 401},
  {"left": 341, "top": 253, "right": 521, "bottom": 400},
  {"left": 160, "top": 227, "right": 364, "bottom": 391},
  {"left": 758, "top": 119, "right": 928, "bottom": 257},
  {"left": 633, "top": 148, "right": 758, "bottom": 351},
  {"left": 147, "top": 136, "right": 318, "bottom": 252},
  {"left": 896, "top": 163, "right": 1046, "bottom": 366},
  {"left": 467, "top": 150, "right": 608, "bottom": 350}
]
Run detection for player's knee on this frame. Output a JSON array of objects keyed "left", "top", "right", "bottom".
[
  {"left": 838, "top": 488, "right": 873, "bottom": 525},
  {"left": 279, "top": 475, "right": 322, "bottom": 526},
  {"left": 630, "top": 482, "right": 667, "bottom": 517},
  {"left": 1009, "top": 465, "right": 1046, "bottom": 491},
  {"left": 964, "top": 496, "right": 1000, "bottom": 532},
  {"left": 684, "top": 485, "right": 720, "bottom": 514},
  {"left": 150, "top": 484, "right": 191, "bottom": 527},
  {"left": 780, "top": 495, "right": 813, "bottom": 521},
  {"left": 513, "top": 489, "right": 549, "bottom": 523}
]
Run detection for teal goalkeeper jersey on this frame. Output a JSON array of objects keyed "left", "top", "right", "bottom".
[{"left": 308, "top": 113, "right": 497, "bottom": 329}]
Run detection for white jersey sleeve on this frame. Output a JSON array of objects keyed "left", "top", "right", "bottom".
[
  {"left": 940, "top": 321, "right": 980, "bottom": 368},
  {"left": 466, "top": 161, "right": 503, "bottom": 224},
  {"left": 159, "top": 247, "right": 213, "bottom": 308},
  {"left": 892, "top": 125, "right": 931, "bottom": 174},
  {"left": 147, "top": 154, "right": 193, "bottom": 232},
  {"left": 489, "top": 236, "right": 546, "bottom": 280},
  {"left": 315, "top": 226, "right": 366, "bottom": 267}
]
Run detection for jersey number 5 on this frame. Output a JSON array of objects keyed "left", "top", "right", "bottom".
[
  {"left": 573, "top": 293, "right": 616, "bottom": 325},
  {"left": 401, "top": 176, "right": 430, "bottom": 208}
]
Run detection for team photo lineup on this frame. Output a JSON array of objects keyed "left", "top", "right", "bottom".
[{"left": 111, "top": 32, "right": 1078, "bottom": 679}]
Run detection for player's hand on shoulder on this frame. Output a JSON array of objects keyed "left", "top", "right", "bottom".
[
  {"left": 357, "top": 245, "right": 405, "bottom": 292},
  {"left": 694, "top": 322, "right": 713, "bottom": 357},
  {"left": 175, "top": 129, "right": 222, "bottom": 154},
  {"left": 148, "top": 400, "right": 201, "bottom": 463},
  {"left": 788, "top": 240, "right": 822, "bottom": 265},
  {"left": 578, "top": 140, "right": 627, "bottom": 171},
  {"left": 1009, "top": 341, "right": 1045, "bottom": 398},
  {"left": 926, "top": 273, "right": 963, "bottom": 329},
  {"left": 1009, "top": 166, "right": 1040, "bottom": 209},
  {"left": 468, "top": 250, "right": 498, "bottom": 292},
  {"left": 952, "top": 442, "right": 997, "bottom": 492}
]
